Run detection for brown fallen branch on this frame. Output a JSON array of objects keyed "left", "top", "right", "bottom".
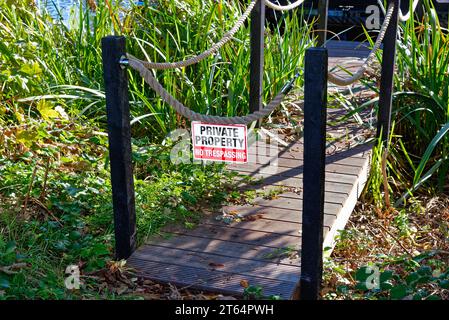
[
  {"left": 0, "top": 263, "right": 27, "bottom": 275},
  {"left": 30, "top": 197, "right": 63, "bottom": 227},
  {"left": 21, "top": 162, "right": 39, "bottom": 216}
]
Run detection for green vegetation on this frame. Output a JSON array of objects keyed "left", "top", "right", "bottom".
[
  {"left": 393, "top": 0, "right": 449, "bottom": 199},
  {"left": 0, "top": 0, "right": 312, "bottom": 139},
  {"left": 0, "top": 0, "right": 312, "bottom": 299},
  {"left": 0, "top": 0, "right": 447, "bottom": 300},
  {"left": 323, "top": 195, "right": 449, "bottom": 300},
  {"left": 324, "top": 0, "right": 448, "bottom": 300},
  {"left": 357, "top": 0, "right": 449, "bottom": 201},
  {"left": 335, "top": 257, "right": 449, "bottom": 300},
  {"left": 0, "top": 120, "right": 241, "bottom": 298}
]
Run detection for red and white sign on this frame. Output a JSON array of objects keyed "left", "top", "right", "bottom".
[{"left": 191, "top": 122, "right": 248, "bottom": 163}]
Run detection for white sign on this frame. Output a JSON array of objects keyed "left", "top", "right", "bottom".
[{"left": 191, "top": 122, "right": 248, "bottom": 163}]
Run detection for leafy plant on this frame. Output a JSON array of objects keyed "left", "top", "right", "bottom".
[
  {"left": 351, "top": 261, "right": 448, "bottom": 300},
  {"left": 1, "top": 0, "right": 312, "bottom": 140},
  {"left": 242, "top": 284, "right": 281, "bottom": 300}
]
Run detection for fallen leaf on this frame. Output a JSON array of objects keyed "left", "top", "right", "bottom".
[
  {"left": 37, "top": 100, "right": 59, "bottom": 121},
  {"left": 209, "top": 262, "right": 225, "bottom": 268},
  {"left": 143, "top": 279, "right": 154, "bottom": 286},
  {"left": 240, "top": 279, "right": 249, "bottom": 288},
  {"left": 243, "top": 214, "right": 264, "bottom": 222}
]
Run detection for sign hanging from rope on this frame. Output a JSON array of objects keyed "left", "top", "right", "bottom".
[{"left": 191, "top": 122, "right": 248, "bottom": 163}]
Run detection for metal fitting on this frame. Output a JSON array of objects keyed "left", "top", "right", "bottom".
[
  {"left": 281, "top": 71, "right": 301, "bottom": 95},
  {"left": 119, "top": 55, "right": 129, "bottom": 69}
]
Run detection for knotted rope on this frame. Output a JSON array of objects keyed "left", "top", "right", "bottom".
[
  {"left": 129, "top": 0, "right": 257, "bottom": 70},
  {"left": 399, "top": 0, "right": 420, "bottom": 22},
  {"left": 128, "top": 56, "right": 299, "bottom": 124},
  {"left": 327, "top": 2, "right": 395, "bottom": 86}
]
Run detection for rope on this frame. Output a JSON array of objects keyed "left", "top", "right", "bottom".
[
  {"left": 126, "top": 1, "right": 400, "bottom": 118},
  {"left": 264, "top": 0, "right": 305, "bottom": 11},
  {"left": 327, "top": 2, "right": 395, "bottom": 86},
  {"left": 128, "top": 56, "right": 298, "bottom": 124},
  {"left": 129, "top": 0, "right": 257, "bottom": 70},
  {"left": 378, "top": 0, "right": 419, "bottom": 22}
]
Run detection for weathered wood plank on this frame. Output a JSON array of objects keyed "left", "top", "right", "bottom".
[
  {"left": 218, "top": 206, "right": 337, "bottom": 228},
  {"left": 147, "top": 234, "right": 300, "bottom": 266},
  {"left": 200, "top": 219, "right": 306, "bottom": 236},
  {"left": 247, "top": 142, "right": 371, "bottom": 160},
  {"left": 166, "top": 224, "right": 302, "bottom": 248},
  {"left": 202, "top": 214, "right": 334, "bottom": 235},
  {"left": 239, "top": 175, "right": 353, "bottom": 195},
  {"left": 131, "top": 246, "right": 300, "bottom": 283},
  {"left": 327, "top": 40, "right": 371, "bottom": 50},
  {"left": 323, "top": 148, "right": 372, "bottom": 250},
  {"left": 224, "top": 200, "right": 342, "bottom": 217},
  {"left": 234, "top": 155, "right": 366, "bottom": 174},
  {"left": 229, "top": 161, "right": 363, "bottom": 176},
  {"left": 231, "top": 166, "right": 357, "bottom": 185},
  {"left": 128, "top": 259, "right": 297, "bottom": 298},
  {"left": 238, "top": 183, "right": 349, "bottom": 204},
  {"left": 278, "top": 191, "right": 348, "bottom": 205}
]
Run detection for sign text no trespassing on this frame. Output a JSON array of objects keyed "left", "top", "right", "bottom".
[{"left": 191, "top": 122, "right": 248, "bottom": 163}]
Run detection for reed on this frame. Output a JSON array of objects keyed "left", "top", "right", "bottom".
[
  {"left": 392, "top": 0, "right": 449, "bottom": 199},
  {"left": 0, "top": 0, "right": 313, "bottom": 140}
]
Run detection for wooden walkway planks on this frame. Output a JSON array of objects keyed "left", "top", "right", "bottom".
[
  {"left": 128, "top": 138, "right": 372, "bottom": 299},
  {"left": 127, "top": 41, "right": 373, "bottom": 299}
]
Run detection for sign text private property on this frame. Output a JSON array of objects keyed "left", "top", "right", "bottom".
[{"left": 191, "top": 122, "right": 248, "bottom": 163}]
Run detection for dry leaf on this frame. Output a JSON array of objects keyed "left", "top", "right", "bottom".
[
  {"left": 209, "top": 262, "right": 225, "bottom": 268},
  {"left": 240, "top": 279, "right": 249, "bottom": 288},
  {"left": 243, "top": 214, "right": 264, "bottom": 222}
]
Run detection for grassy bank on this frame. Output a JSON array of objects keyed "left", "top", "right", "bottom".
[
  {"left": 0, "top": 0, "right": 448, "bottom": 300},
  {"left": 0, "top": 119, "right": 245, "bottom": 298},
  {"left": 324, "top": 0, "right": 449, "bottom": 300}
]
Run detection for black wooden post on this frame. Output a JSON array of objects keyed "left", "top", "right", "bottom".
[
  {"left": 300, "top": 48, "right": 328, "bottom": 300},
  {"left": 249, "top": 0, "right": 265, "bottom": 118},
  {"left": 400, "top": 0, "right": 410, "bottom": 16},
  {"left": 377, "top": 0, "right": 400, "bottom": 143},
  {"left": 101, "top": 36, "right": 137, "bottom": 260},
  {"left": 317, "top": 0, "right": 329, "bottom": 47}
]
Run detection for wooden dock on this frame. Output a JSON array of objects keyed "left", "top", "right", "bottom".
[{"left": 127, "top": 41, "right": 373, "bottom": 299}]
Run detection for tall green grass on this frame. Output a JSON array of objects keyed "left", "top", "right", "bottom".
[
  {"left": 334, "top": 0, "right": 448, "bottom": 203},
  {"left": 0, "top": 0, "right": 113, "bottom": 122}
]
